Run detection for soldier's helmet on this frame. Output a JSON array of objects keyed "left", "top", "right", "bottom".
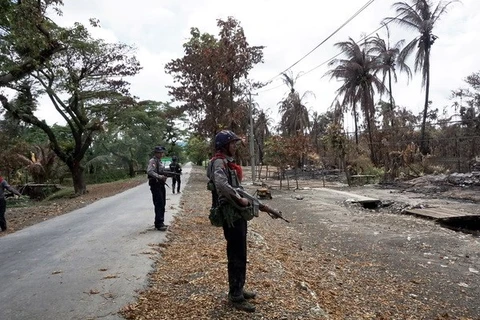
[
  {"left": 172, "top": 155, "right": 178, "bottom": 161},
  {"left": 154, "top": 146, "right": 166, "bottom": 153},
  {"left": 215, "top": 130, "right": 241, "bottom": 150}
]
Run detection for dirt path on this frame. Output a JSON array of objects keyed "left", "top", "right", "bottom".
[{"left": 121, "top": 166, "right": 480, "bottom": 320}]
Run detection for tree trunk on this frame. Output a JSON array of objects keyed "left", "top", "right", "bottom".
[
  {"left": 388, "top": 69, "right": 394, "bottom": 127},
  {"left": 420, "top": 48, "right": 431, "bottom": 155},
  {"left": 128, "top": 160, "right": 135, "bottom": 177},
  {"left": 363, "top": 90, "right": 377, "bottom": 166},
  {"left": 353, "top": 104, "right": 359, "bottom": 145},
  {"left": 69, "top": 161, "right": 86, "bottom": 195}
]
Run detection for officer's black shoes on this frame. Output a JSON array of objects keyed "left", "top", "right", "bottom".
[
  {"left": 172, "top": 191, "right": 175, "bottom": 194},
  {"left": 156, "top": 225, "right": 168, "bottom": 231},
  {"left": 232, "top": 300, "right": 256, "bottom": 313},
  {"left": 242, "top": 290, "right": 256, "bottom": 300},
  {"left": 228, "top": 294, "right": 256, "bottom": 313}
]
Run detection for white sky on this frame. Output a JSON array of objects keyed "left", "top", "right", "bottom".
[{"left": 9, "top": 0, "right": 480, "bottom": 129}]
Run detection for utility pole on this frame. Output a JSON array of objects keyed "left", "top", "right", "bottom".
[{"left": 248, "top": 92, "right": 257, "bottom": 183}]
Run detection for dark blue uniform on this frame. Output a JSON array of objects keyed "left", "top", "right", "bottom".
[
  {"left": 147, "top": 155, "right": 167, "bottom": 230},
  {"left": 169, "top": 160, "right": 182, "bottom": 194}
]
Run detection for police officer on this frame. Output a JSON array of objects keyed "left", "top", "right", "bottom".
[
  {"left": 147, "top": 146, "right": 168, "bottom": 231},
  {"left": 169, "top": 155, "right": 182, "bottom": 194},
  {"left": 206, "top": 130, "right": 256, "bottom": 313}
]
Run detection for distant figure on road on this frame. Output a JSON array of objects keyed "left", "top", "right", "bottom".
[
  {"left": 0, "top": 176, "right": 22, "bottom": 232},
  {"left": 206, "top": 130, "right": 257, "bottom": 313},
  {"left": 169, "top": 155, "right": 182, "bottom": 194},
  {"left": 147, "top": 146, "right": 168, "bottom": 231}
]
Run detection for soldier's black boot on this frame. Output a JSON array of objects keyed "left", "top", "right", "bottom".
[
  {"left": 228, "top": 294, "right": 256, "bottom": 313},
  {"left": 242, "top": 290, "right": 256, "bottom": 299}
]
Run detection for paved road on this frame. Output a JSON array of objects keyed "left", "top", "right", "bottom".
[{"left": 0, "top": 164, "right": 191, "bottom": 320}]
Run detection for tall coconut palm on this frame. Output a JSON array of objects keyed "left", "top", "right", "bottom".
[
  {"left": 277, "top": 71, "right": 313, "bottom": 136},
  {"left": 368, "top": 25, "right": 412, "bottom": 127},
  {"left": 384, "top": 0, "right": 458, "bottom": 154},
  {"left": 326, "top": 38, "right": 386, "bottom": 164}
]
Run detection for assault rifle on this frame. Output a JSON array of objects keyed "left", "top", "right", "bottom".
[
  {"left": 148, "top": 169, "right": 181, "bottom": 186},
  {"left": 235, "top": 188, "right": 289, "bottom": 223},
  {"left": 157, "top": 169, "right": 181, "bottom": 178}
]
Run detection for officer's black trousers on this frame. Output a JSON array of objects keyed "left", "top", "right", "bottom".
[
  {"left": 223, "top": 218, "right": 248, "bottom": 297},
  {"left": 171, "top": 176, "right": 181, "bottom": 193},
  {"left": 149, "top": 181, "right": 166, "bottom": 228}
]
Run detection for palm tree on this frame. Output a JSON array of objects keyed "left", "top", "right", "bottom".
[
  {"left": 277, "top": 71, "right": 313, "bottom": 136},
  {"left": 368, "top": 25, "right": 412, "bottom": 127},
  {"left": 253, "top": 109, "right": 272, "bottom": 164},
  {"left": 277, "top": 71, "right": 315, "bottom": 170},
  {"left": 326, "top": 38, "right": 386, "bottom": 164},
  {"left": 17, "top": 145, "right": 56, "bottom": 184},
  {"left": 384, "top": 0, "right": 458, "bottom": 154}
]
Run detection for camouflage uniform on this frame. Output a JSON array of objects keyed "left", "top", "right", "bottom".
[{"left": 207, "top": 155, "right": 251, "bottom": 302}]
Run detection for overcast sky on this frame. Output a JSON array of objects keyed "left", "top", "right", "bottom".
[{"left": 26, "top": 0, "right": 480, "bottom": 128}]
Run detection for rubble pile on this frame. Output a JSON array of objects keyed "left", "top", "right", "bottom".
[
  {"left": 447, "top": 172, "right": 480, "bottom": 187},
  {"left": 408, "top": 172, "right": 480, "bottom": 188},
  {"left": 470, "top": 157, "right": 480, "bottom": 173}
]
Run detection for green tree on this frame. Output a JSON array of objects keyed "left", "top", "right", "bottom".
[
  {"left": 0, "top": 0, "right": 66, "bottom": 88},
  {"left": 2, "top": 28, "right": 141, "bottom": 194},
  {"left": 185, "top": 135, "right": 210, "bottom": 166},
  {"left": 385, "top": 0, "right": 458, "bottom": 154},
  {"left": 98, "top": 101, "right": 186, "bottom": 177}
]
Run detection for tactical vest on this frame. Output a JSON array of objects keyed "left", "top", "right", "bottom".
[{"left": 207, "top": 158, "right": 254, "bottom": 227}]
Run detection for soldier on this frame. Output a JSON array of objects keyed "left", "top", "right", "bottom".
[
  {"left": 147, "top": 146, "right": 168, "bottom": 231},
  {"left": 169, "top": 155, "right": 182, "bottom": 194},
  {"left": 206, "top": 130, "right": 257, "bottom": 313},
  {"left": 0, "top": 176, "right": 22, "bottom": 232}
]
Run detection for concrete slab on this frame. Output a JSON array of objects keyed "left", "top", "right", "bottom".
[{"left": 405, "top": 207, "right": 480, "bottom": 220}]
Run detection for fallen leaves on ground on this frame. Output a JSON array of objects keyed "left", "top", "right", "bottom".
[{"left": 120, "top": 168, "right": 474, "bottom": 320}]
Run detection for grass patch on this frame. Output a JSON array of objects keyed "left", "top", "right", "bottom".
[
  {"left": 7, "top": 196, "right": 33, "bottom": 208},
  {"left": 43, "top": 187, "right": 75, "bottom": 201}
]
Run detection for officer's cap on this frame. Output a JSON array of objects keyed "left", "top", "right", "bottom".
[{"left": 154, "top": 146, "right": 166, "bottom": 153}]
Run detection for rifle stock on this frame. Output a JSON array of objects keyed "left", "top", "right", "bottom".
[{"left": 235, "top": 188, "right": 289, "bottom": 223}]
